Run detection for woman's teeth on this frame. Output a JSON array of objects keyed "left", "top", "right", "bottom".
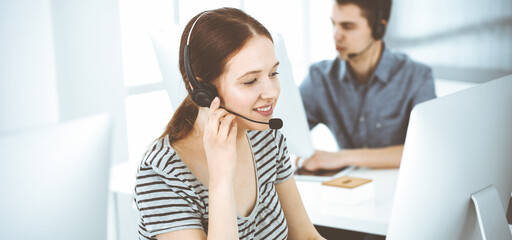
[{"left": 255, "top": 106, "right": 271, "bottom": 111}]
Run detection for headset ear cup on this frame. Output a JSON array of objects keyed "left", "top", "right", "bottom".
[
  {"left": 191, "top": 82, "right": 218, "bottom": 108},
  {"left": 372, "top": 3, "right": 386, "bottom": 40},
  {"left": 373, "top": 22, "right": 385, "bottom": 40}
]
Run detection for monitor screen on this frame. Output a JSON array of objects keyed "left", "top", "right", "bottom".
[
  {"left": 272, "top": 33, "right": 315, "bottom": 159},
  {"left": 387, "top": 75, "right": 512, "bottom": 240},
  {"left": 0, "top": 114, "right": 112, "bottom": 240}
]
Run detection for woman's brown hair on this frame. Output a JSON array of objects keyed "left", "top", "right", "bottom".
[{"left": 161, "top": 8, "right": 273, "bottom": 144}]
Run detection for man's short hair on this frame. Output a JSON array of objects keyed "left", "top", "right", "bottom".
[{"left": 336, "top": 0, "right": 392, "bottom": 38}]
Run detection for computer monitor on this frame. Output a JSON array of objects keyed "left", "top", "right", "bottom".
[
  {"left": 0, "top": 114, "right": 112, "bottom": 240},
  {"left": 272, "top": 33, "right": 315, "bottom": 159},
  {"left": 386, "top": 75, "right": 512, "bottom": 240}
]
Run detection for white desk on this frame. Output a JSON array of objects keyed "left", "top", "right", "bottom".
[
  {"left": 296, "top": 168, "right": 398, "bottom": 236},
  {"left": 110, "top": 162, "right": 398, "bottom": 236},
  {"left": 110, "top": 163, "right": 512, "bottom": 237}
]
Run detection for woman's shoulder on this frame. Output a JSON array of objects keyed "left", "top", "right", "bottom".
[
  {"left": 135, "top": 136, "right": 203, "bottom": 195},
  {"left": 138, "top": 135, "right": 181, "bottom": 176}
]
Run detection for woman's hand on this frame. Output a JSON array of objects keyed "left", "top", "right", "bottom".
[{"left": 203, "top": 97, "right": 238, "bottom": 184}]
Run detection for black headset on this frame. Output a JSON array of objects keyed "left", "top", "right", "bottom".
[
  {"left": 347, "top": 1, "right": 387, "bottom": 59},
  {"left": 372, "top": 0, "right": 386, "bottom": 40},
  {"left": 184, "top": 11, "right": 218, "bottom": 108},
  {"left": 182, "top": 11, "right": 283, "bottom": 130}
]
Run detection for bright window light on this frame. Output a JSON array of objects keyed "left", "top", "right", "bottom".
[
  {"left": 245, "top": 0, "right": 308, "bottom": 84},
  {"left": 125, "top": 90, "right": 173, "bottom": 162},
  {"left": 178, "top": 0, "right": 240, "bottom": 25},
  {"left": 119, "top": 0, "right": 174, "bottom": 87}
]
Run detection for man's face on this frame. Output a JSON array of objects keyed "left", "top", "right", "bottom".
[{"left": 331, "top": 3, "right": 373, "bottom": 59}]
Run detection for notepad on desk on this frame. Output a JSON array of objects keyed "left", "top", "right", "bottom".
[
  {"left": 322, "top": 176, "right": 372, "bottom": 188},
  {"left": 320, "top": 176, "right": 375, "bottom": 204}
]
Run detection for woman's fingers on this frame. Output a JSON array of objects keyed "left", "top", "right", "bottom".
[
  {"left": 209, "top": 97, "right": 220, "bottom": 112},
  {"left": 227, "top": 119, "right": 237, "bottom": 141},
  {"left": 205, "top": 97, "right": 237, "bottom": 139},
  {"left": 218, "top": 114, "right": 236, "bottom": 140},
  {"left": 207, "top": 98, "right": 227, "bottom": 133}
]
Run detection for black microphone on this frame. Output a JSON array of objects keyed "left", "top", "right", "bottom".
[
  {"left": 219, "top": 106, "right": 283, "bottom": 130},
  {"left": 348, "top": 40, "right": 375, "bottom": 59}
]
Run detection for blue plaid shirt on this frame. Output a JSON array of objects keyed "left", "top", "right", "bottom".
[{"left": 300, "top": 44, "right": 436, "bottom": 149}]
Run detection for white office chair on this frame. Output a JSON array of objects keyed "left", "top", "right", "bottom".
[{"left": 150, "top": 27, "right": 188, "bottom": 111}]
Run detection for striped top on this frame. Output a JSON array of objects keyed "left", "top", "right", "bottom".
[{"left": 133, "top": 129, "right": 294, "bottom": 240}]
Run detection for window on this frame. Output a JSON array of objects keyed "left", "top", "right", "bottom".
[{"left": 119, "top": 0, "right": 171, "bottom": 162}]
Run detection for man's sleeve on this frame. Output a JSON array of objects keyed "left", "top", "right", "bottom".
[
  {"left": 299, "top": 66, "right": 322, "bottom": 130},
  {"left": 411, "top": 67, "right": 436, "bottom": 108}
]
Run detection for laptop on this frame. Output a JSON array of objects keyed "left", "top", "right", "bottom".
[{"left": 0, "top": 114, "right": 112, "bottom": 240}]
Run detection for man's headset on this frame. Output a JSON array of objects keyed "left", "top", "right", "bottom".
[
  {"left": 183, "top": 11, "right": 283, "bottom": 130},
  {"left": 348, "top": 1, "right": 386, "bottom": 59},
  {"left": 372, "top": 1, "right": 386, "bottom": 40}
]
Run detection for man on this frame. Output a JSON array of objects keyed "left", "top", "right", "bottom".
[{"left": 299, "top": 0, "right": 436, "bottom": 172}]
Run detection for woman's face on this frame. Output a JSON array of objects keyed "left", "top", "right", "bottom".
[{"left": 217, "top": 35, "right": 280, "bottom": 131}]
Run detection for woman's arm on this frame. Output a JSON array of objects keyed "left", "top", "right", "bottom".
[
  {"left": 202, "top": 97, "right": 239, "bottom": 239},
  {"left": 157, "top": 97, "right": 240, "bottom": 240},
  {"left": 276, "top": 176, "right": 326, "bottom": 240}
]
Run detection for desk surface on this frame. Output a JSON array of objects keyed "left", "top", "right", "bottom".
[
  {"left": 110, "top": 162, "right": 398, "bottom": 236},
  {"left": 296, "top": 168, "right": 398, "bottom": 236}
]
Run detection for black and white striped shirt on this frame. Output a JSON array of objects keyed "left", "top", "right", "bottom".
[{"left": 134, "top": 129, "right": 294, "bottom": 239}]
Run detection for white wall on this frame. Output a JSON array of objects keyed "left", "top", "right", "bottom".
[
  {"left": 0, "top": 0, "right": 128, "bottom": 164},
  {"left": 387, "top": 0, "right": 512, "bottom": 82},
  {"left": 0, "top": 0, "right": 59, "bottom": 134},
  {"left": 51, "top": 0, "right": 128, "bottom": 164}
]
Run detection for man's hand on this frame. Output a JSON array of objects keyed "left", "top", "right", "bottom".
[
  {"left": 300, "top": 150, "right": 350, "bottom": 172},
  {"left": 299, "top": 145, "right": 404, "bottom": 170}
]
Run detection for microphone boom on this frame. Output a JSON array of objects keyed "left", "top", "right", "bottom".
[{"left": 219, "top": 106, "right": 283, "bottom": 129}]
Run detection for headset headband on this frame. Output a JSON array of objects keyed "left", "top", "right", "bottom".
[
  {"left": 183, "top": 11, "right": 218, "bottom": 108},
  {"left": 187, "top": 11, "right": 209, "bottom": 45}
]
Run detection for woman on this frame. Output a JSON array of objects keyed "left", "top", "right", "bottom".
[{"left": 134, "top": 7, "right": 325, "bottom": 240}]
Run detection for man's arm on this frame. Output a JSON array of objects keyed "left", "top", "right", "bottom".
[{"left": 301, "top": 145, "right": 403, "bottom": 171}]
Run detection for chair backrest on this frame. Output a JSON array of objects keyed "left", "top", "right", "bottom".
[{"left": 150, "top": 27, "right": 188, "bottom": 110}]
